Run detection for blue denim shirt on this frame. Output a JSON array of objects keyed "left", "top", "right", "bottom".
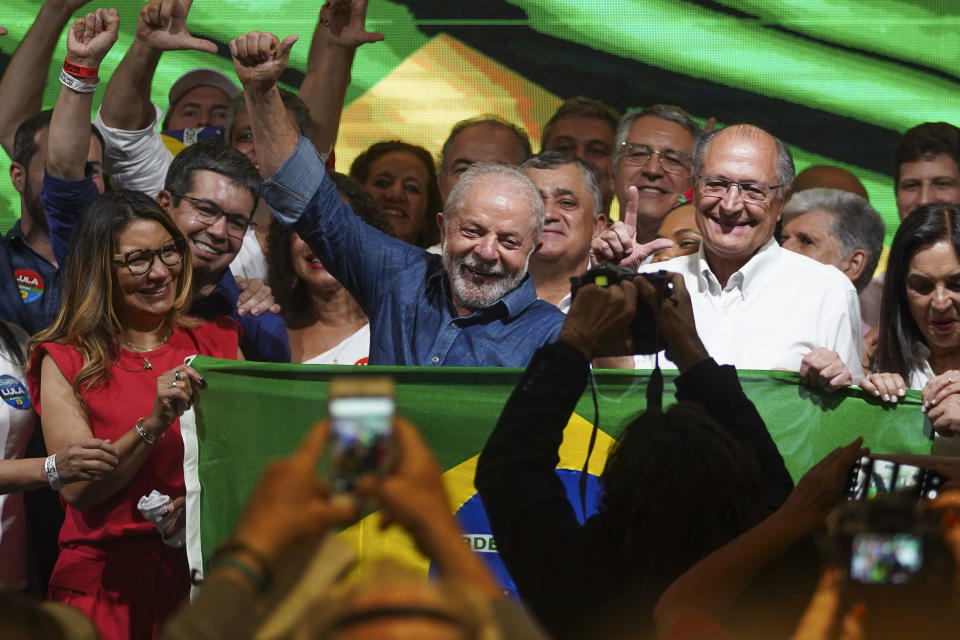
[
  {"left": 261, "top": 136, "right": 564, "bottom": 367},
  {"left": 42, "top": 169, "right": 290, "bottom": 363}
]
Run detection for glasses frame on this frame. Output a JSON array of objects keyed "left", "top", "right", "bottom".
[
  {"left": 619, "top": 141, "right": 693, "bottom": 176},
  {"left": 169, "top": 191, "right": 257, "bottom": 239},
  {"left": 695, "top": 174, "right": 784, "bottom": 205},
  {"left": 113, "top": 237, "right": 187, "bottom": 276}
]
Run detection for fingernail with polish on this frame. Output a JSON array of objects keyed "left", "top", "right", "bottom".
[
  {"left": 883, "top": 394, "right": 890, "bottom": 402},
  {"left": 898, "top": 388, "right": 905, "bottom": 396}
]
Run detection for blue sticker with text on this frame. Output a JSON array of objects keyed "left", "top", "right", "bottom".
[{"left": 0, "top": 375, "right": 30, "bottom": 410}]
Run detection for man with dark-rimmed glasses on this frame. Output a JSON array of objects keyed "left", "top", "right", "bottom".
[
  {"left": 632, "top": 124, "right": 863, "bottom": 389},
  {"left": 45, "top": 136, "right": 290, "bottom": 362}
]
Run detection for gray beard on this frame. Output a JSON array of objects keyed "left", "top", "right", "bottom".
[{"left": 443, "top": 249, "right": 530, "bottom": 312}]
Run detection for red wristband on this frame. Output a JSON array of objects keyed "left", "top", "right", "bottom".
[{"left": 63, "top": 59, "right": 99, "bottom": 79}]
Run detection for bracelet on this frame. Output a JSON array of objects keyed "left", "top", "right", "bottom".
[
  {"left": 210, "top": 556, "right": 268, "bottom": 593},
  {"left": 135, "top": 417, "right": 158, "bottom": 445},
  {"left": 63, "top": 59, "right": 99, "bottom": 79},
  {"left": 211, "top": 540, "right": 273, "bottom": 592},
  {"left": 44, "top": 454, "right": 63, "bottom": 491},
  {"left": 59, "top": 68, "right": 99, "bottom": 94}
]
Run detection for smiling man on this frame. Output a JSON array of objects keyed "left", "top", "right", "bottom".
[
  {"left": 612, "top": 105, "right": 702, "bottom": 243},
  {"left": 230, "top": 30, "right": 563, "bottom": 366},
  {"left": 892, "top": 122, "right": 960, "bottom": 220},
  {"left": 636, "top": 125, "right": 864, "bottom": 384},
  {"left": 522, "top": 152, "right": 606, "bottom": 311}
]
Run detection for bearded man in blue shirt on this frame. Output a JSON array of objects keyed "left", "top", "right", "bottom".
[{"left": 231, "top": 31, "right": 564, "bottom": 367}]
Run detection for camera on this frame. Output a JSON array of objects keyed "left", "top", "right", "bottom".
[{"left": 569, "top": 266, "right": 669, "bottom": 355}]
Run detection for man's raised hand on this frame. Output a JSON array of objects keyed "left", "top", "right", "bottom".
[
  {"left": 66, "top": 8, "right": 120, "bottom": 68},
  {"left": 590, "top": 185, "right": 673, "bottom": 269},
  {"left": 322, "top": 0, "right": 384, "bottom": 49},
  {"left": 136, "top": 0, "right": 217, "bottom": 54},
  {"left": 229, "top": 31, "right": 298, "bottom": 93}
]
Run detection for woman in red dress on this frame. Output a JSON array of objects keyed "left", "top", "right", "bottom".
[{"left": 27, "top": 189, "right": 238, "bottom": 639}]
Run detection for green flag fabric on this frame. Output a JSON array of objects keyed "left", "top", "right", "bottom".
[{"left": 181, "top": 356, "right": 933, "bottom": 584}]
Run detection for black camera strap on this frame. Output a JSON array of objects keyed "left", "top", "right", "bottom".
[{"left": 578, "top": 273, "right": 668, "bottom": 516}]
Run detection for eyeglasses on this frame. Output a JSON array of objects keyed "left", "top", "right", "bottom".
[
  {"left": 170, "top": 192, "right": 256, "bottom": 239},
  {"left": 619, "top": 142, "right": 692, "bottom": 175},
  {"left": 114, "top": 238, "right": 186, "bottom": 276},
  {"left": 695, "top": 175, "right": 783, "bottom": 204}
]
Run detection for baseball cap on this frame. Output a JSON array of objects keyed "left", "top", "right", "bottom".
[{"left": 167, "top": 67, "right": 240, "bottom": 110}]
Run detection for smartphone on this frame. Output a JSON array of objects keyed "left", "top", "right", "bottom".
[
  {"left": 327, "top": 376, "right": 396, "bottom": 492},
  {"left": 849, "top": 532, "right": 923, "bottom": 584},
  {"left": 846, "top": 456, "right": 945, "bottom": 501}
]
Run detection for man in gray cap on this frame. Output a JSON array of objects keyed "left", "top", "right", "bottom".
[{"left": 93, "top": 0, "right": 238, "bottom": 197}]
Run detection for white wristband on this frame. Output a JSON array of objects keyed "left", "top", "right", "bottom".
[
  {"left": 44, "top": 454, "right": 63, "bottom": 490},
  {"left": 59, "top": 68, "right": 99, "bottom": 94}
]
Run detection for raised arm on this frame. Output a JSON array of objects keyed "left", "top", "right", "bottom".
[
  {"left": 0, "top": 0, "right": 91, "bottom": 156},
  {"left": 230, "top": 31, "right": 300, "bottom": 177},
  {"left": 99, "top": 0, "right": 217, "bottom": 131},
  {"left": 47, "top": 8, "right": 118, "bottom": 181},
  {"left": 298, "top": 0, "right": 382, "bottom": 154}
]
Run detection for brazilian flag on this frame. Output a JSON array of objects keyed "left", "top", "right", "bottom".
[
  {"left": 181, "top": 357, "right": 932, "bottom": 592},
  {"left": 2, "top": 0, "right": 958, "bottom": 249}
]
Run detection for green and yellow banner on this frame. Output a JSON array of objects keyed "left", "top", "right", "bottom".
[{"left": 181, "top": 356, "right": 933, "bottom": 591}]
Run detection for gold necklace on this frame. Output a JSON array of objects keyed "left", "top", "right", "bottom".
[{"left": 123, "top": 329, "right": 171, "bottom": 370}]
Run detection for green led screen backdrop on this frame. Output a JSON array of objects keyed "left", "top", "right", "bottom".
[{"left": 2, "top": 0, "right": 958, "bottom": 249}]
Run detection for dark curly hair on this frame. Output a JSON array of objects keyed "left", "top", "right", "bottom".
[
  {"left": 267, "top": 172, "right": 393, "bottom": 322},
  {"left": 349, "top": 140, "right": 442, "bottom": 248}
]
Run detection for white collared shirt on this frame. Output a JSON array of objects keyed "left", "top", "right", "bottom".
[{"left": 634, "top": 238, "right": 864, "bottom": 382}]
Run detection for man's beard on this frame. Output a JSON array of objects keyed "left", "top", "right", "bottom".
[{"left": 443, "top": 250, "right": 530, "bottom": 312}]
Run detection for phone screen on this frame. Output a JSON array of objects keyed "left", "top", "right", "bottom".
[
  {"left": 846, "top": 457, "right": 945, "bottom": 501},
  {"left": 849, "top": 532, "right": 923, "bottom": 584},
  {"left": 329, "top": 395, "right": 394, "bottom": 492}
]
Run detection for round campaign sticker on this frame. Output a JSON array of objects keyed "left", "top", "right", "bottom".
[
  {"left": 433, "top": 469, "right": 601, "bottom": 599},
  {"left": 0, "top": 374, "right": 31, "bottom": 410},
  {"left": 15, "top": 269, "right": 44, "bottom": 304}
]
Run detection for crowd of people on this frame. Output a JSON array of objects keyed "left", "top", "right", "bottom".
[{"left": 1, "top": 0, "right": 960, "bottom": 638}]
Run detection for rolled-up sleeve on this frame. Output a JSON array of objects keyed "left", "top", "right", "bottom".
[
  {"left": 93, "top": 104, "right": 172, "bottom": 198},
  {"left": 261, "top": 136, "right": 330, "bottom": 227}
]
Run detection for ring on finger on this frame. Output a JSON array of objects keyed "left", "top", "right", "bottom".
[
  {"left": 170, "top": 380, "right": 178, "bottom": 389},
  {"left": 949, "top": 376, "right": 955, "bottom": 384},
  {"left": 175, "top": 370, "right": 182, "bottom": 382}
]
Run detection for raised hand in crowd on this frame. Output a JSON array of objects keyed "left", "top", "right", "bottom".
[
  {"left": 230, "top": 30, "right": 300, "bottom": 177},
  {"left": 66, "top": 6, "right": 120, "bottom": 68},
  {"left": 230, "top": 30, "right": 298, "bottom": 93},
  {"left": 0, "top": 0, "right": 97, "bottom": 155},
  {"left": 321, "top": 0, "right": 384, "bottom": 49},
  {"left": 590, "top": 185, "right": 674, "bottom": 269},
  {"left": 799, "top": 347, "right": 855, "bottom": 393},
  {"left": 136, "top": 0, "right": 217, "bottom": 54},
  {"left": 301, "top": 0, "right": 383, "bottom": 153}
]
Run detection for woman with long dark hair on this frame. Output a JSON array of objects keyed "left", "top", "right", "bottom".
[{"left": 862, "top": 203, "right": 960, "bottom": 448}]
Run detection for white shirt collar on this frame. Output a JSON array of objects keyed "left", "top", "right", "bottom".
[{"left": 697, "top": 236, "right": 781, "bottom": 298}]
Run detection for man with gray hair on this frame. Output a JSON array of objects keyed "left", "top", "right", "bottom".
[
  {"left": 629, "top": 125, "right": 864, "bottom": 387},
  {"left": 230, "top": 29, "right": 563, "bottom": 366},
  {"left": 781, "top": 188, "right": 885, "bottom": 294},
  {"left": 608, "top": 105, "right": 703, "bottom": 245},
  {"left": 522, "top": 152, "right": 606, "bottom": 311}
]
